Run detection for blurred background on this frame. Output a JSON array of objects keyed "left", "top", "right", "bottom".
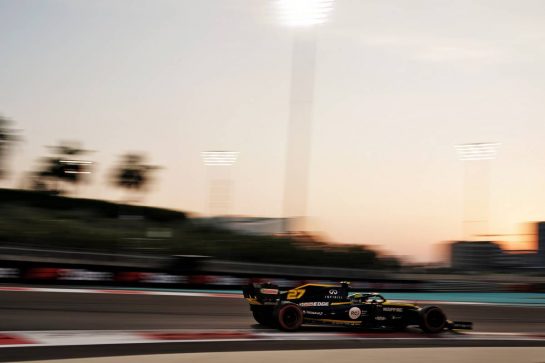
[
  {"left": 1, "top": 0, "right": 545, "bottom": 293},
  {"left": 2, "top": 2, "right": 545, "bottom": 362}
]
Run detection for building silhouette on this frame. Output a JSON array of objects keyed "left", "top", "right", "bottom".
[{"left": 538, "top": 222, "right": 545, "bottom": 267}]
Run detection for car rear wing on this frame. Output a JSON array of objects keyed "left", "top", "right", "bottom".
[{"left": 242, "top": 283, "right": 281, "bottom": 306}]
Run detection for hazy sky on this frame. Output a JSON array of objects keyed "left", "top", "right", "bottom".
[{"left": 2, "top": 0, "right": 545, "bottom": 262}]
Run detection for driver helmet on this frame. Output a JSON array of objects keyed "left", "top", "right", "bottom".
[{"left": 351, "top": 293, "right": 364, "bottom": 302}]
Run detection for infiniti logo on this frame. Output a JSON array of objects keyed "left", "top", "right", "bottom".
[{"left": 329, "top": 289, "right": 338, "bottom": 295}]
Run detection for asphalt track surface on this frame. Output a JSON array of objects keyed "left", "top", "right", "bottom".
[
  {"left": 1, "top": 289, "right": 544, "bottom": 332},
  {"left": 1, "top": 288, "right": 545, "bottom": 361}
]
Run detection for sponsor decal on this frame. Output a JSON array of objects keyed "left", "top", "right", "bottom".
[
  {"left": 299, "top": 302, "right": 328, "bottom": 307},
  {"left": 0, "top": 268, "right": 18, "bottom": 279},
  {"left": 313, "top": 319, "right": 362, "bottom": 326},
  {"left": 142, "top": 273, "right": 183, "bottom": 284},
  {"left": 348, "top": 307, "right": 361, "bottom": 320},
  {"left": 383, "top": 307, "right": 403, "bottom": 313},
  {"left": 375, "top": 316, "right": 386, "bottom": 321},
  {"left": 260, "top": 288, "right": 279, "bottom": 295},
  {"left": 25, "top": 267, "right": 60, "bottom": 280},
  {"left": 325, "top": 295, "right": 344, "bottom": 300},
  {"left": 303, "top": 310, "right": 323, "bottom": 316},
  {"left": 329, "top": 289, "right": 338, "bottom": 295},
  {"left": 211, "top": 276, "right": 244, "bottom": 285},
  {"left": 58, "top": 269, "right": 112, "bottom": 282}
]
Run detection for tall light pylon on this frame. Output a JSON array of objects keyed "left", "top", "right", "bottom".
[{"left": 276, "top": 0, "right": 335, "bottom": 232}]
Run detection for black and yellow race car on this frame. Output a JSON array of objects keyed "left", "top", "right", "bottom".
[{"left": 243, "top": 281, "right": 473, "bottom": 332}]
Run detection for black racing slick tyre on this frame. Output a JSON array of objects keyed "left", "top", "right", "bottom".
[
  {"left": 273, "top": 303, "right": 304, "bottom": 331},
  {"left": 419, "top": 306, "right": 447, "bottom": 333},
  {"left": 252, "top": 309, "right": 274, "bottom": 326}
]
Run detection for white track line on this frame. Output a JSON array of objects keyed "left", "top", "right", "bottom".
[{"left": 0, "top": 329, "right": 544, "bottom": 349}]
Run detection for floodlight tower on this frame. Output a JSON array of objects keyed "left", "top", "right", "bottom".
[
  {"left": 276, "top": 0, "right": 335, "bottom": 232},
  {"left": 201, "top": 151, "right": 239, "bottom": 216},
  {"left": 455, "top": 142, "right": 500, "bottom": 240},
  {"left": 59, "top": 160, "right": 93, "bottom": 175}
]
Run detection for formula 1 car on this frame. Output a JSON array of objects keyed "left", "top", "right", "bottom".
[{"left": 243, "top": 282, "right": 473, "bottom": 332}]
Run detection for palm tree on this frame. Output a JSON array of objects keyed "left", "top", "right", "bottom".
[
  {"left": 0, "top": 115, "right": 20, "bottom": 181},
  {"left": 33, "top": 141, "right": 93, "bottom": 195},
  {"left": 112, "top": 153, "right": 159, "bottom": 202}
]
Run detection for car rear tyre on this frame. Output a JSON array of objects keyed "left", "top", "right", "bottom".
[
  {"left": 274, "top": 303, "right": 304, "bottom": 331},
  {"left": 419, "top": 306, "right": 446, "bottom": 333}
]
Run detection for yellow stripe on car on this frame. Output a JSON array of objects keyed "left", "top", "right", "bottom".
[
  {"left": 245, "top": 298, "right": 262, "bottom": 305},
  {"left": 315, "top": 318, "right": 362, "bottom": 325},
  {"left": 382, "top": 302, "right": 416, "bottom": 307},
  {"left": 292, "top": 283, "right": 337, "bottom": 289}
]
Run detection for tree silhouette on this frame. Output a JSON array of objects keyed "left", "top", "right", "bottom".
[
  {"left": 0, "top": 115, "right": 20, "bottom": 180},
  {"left": 33, "top": 142, "right": 93, "bottom": 195},
  {"left": 113, "top": 153, "right": 159, "bottom": 202}
]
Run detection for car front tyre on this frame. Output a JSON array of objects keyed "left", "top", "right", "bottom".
[{"left": 419, "top": 306, "right": 447, "bottom": 333}]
